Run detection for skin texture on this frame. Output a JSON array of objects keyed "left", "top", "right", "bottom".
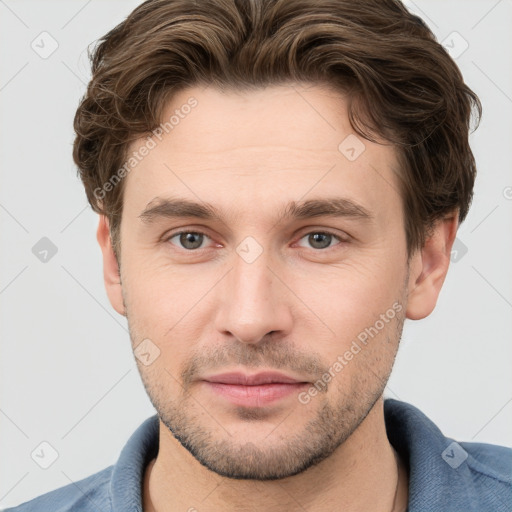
[{"left": 97, "top": 83, "right": 457, "bottom": 511}]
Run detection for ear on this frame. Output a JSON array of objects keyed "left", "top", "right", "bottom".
[
  {"left": 406, "top": 213, "right": 458, "bottom": 320},
  {"left": 97, "top": 215, "right": 126, "bottom": 316}
]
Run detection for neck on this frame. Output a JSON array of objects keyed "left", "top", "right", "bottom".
[{"left": 143, "top": 397, "right": 408, "bottom": 512}]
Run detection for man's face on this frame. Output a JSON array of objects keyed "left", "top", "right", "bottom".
[{"left": 118, "top": 84, "right": 410, "bottom": 479}]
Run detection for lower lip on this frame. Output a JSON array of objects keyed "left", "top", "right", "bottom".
[{"left": 203, "top": 381, "right": 309, "bottom": 407}]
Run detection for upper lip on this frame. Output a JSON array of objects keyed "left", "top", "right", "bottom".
[{"left": 203, "top": 371, "right": 307, "bottom": 386}]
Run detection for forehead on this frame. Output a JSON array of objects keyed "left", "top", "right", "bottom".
[{"left": 122, "top": 84, "right": 402, "bottom": 225}]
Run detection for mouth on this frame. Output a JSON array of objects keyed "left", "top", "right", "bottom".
[{"left": 201, "top": 371, "right": 310, "bottom": 407}]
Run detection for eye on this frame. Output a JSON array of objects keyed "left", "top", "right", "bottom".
[
  {"left": 296, "top": 231, "right": 344, "bottom": 250},
  {"left": 166, "top": 231, "right": 211, "bottom": 250},
  {"left": 164, "top": 229, "right": 346, "bottom": 252}
]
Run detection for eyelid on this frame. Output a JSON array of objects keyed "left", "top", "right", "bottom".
[{"left": 295, "top": 222, "right": 351, "bottom": 239}]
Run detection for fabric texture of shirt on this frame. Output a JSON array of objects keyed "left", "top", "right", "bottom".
[{"left": 3, "top": 399, "right": 512, "bottom": 511}]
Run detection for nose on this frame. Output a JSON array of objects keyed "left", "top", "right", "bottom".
[{"left": 214, "top": 246, "right": 293, "bottom": 344}]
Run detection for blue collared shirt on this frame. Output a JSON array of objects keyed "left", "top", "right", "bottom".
[{"left": 4, "top": 399, "right": 512, "bottom": 511}]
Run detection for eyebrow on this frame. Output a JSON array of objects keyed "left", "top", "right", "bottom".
[{"left": 138, "top": 196, "right": 373, "bottom": 225}]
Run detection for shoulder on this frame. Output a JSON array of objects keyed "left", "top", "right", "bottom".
[
  {"left": 457, "top": 441, "right": 512, "bottom": 510},
  {"left": 3, "top": 414, "right": 159, "bottom": 512},
  {"left": 461, "top": 440, "right": 512, "bottom": 485},
  {"left": 2, "top": 465, "right": 114, "bottom": 512},
  {"left": 384, "top": 398, "right": 512, "bottom": 510}
]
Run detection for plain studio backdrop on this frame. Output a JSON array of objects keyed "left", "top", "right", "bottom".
[{"left": 0, "top": 0, "right": 511, "bottom": 508}]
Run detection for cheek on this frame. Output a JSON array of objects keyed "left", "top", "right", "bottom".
[
  {"left": 288, "top": 257, "right": 406, "bottom": 379},
  {"left": 122, "top": 260, "right": 220, "bottom": 347},
  {"left": 295, "top": 255, "right": 402, "bottom": 327}
]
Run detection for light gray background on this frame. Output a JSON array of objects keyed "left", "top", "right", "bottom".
[{"left": 1, "top": 0, "right": 511, "bottom": 508}]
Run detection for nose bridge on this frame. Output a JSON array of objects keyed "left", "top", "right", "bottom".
[
  {"left": 214, "top": 239, "right": 291, "bottom": 344},
  {"left": 232, "top": 247, "right": 272, "bottom": 307}
]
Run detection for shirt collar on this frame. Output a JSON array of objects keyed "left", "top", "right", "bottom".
[
  {"left": 385, "top": 398, "right": 482, "bottom": 511},
  {"left": 110, "top": 414, "right": 159, "bottom": 511}
]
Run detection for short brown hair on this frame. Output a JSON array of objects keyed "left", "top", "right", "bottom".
[{"left": 73, "top": 0, "right": 481, "bottom": 260}]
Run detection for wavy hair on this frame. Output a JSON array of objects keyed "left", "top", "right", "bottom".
[{"left": 73, "top": 0, "right": 481, "bottom": 259}]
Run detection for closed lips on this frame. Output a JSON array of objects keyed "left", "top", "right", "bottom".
[{"left": 203, "top": 372, "right": 308, "bottom": 386}]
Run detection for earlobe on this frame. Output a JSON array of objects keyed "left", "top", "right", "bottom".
[
  {"left": 96, "top": 215, "right": 126, "bottom": 316},
  {"left": 406, "top": 214, "right": 458, "bottom": 320}
]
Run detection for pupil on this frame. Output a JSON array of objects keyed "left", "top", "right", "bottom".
[
  {"left": 310, "top": 233, "right": 330, "bottom": 249},
  {"left": 181, "top": 232, "right": 202, "bottom": 249}
]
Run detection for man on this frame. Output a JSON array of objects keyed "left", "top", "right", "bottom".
[{"left": 5, "top": 0, "right": 511, "bottom": 511}]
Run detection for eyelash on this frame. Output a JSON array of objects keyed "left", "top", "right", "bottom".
[{"left": 164, "top": 229, "right": 347, "bottom": 252}]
